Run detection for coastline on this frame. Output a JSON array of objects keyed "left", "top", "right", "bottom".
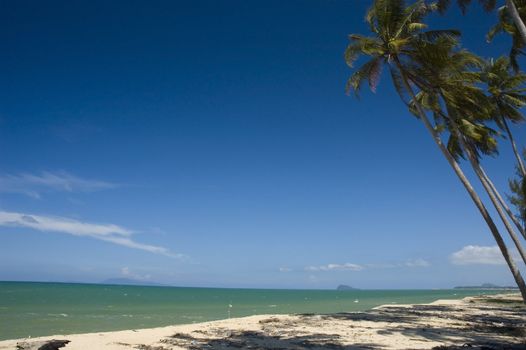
[{"left": 1, "top": 293, "right": 523, "bottom": 350}]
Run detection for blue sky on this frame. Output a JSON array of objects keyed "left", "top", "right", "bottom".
[{"left": 0, "top": 0, "right": 524, "bottom": 289}]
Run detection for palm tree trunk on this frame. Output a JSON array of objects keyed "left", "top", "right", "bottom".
[
  {"left": 441, "top": 101, "right": 526, "bottom": 266},
  {"left": 502, "top": 117, "right": 526, "bottom": 177},
  {"left": 479, "top": 165, "right": 526, "bottom": 239},
  {"left": 472, "top": 160, "right": 526, "bottom": 264},
  {"left": 506, "top": 0, "right": 526, "bottom": 45},
  {"left": 393, "top": 59, "right": 526, "bottom": 302}
]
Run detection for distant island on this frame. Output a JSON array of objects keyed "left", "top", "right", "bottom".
[
  {"left": 336, "top": 285, "right": 359, "bottom": 291},
  {"left": 454, "top": 283, "right": 519, "bottom": 290},
  {"left": 100, "top": 278, "right": 168, "bottom": 287}
]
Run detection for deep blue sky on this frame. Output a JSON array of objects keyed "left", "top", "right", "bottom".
[{"left": 0, "top": 0, "right": 524, "bottom": 289}]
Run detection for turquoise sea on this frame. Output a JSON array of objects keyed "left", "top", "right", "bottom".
[{"left": 0, "top": 281, "right": 504, "bottom": 341}]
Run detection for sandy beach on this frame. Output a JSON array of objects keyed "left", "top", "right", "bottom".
[{"left": 1, "top": 293, "right": 524, "bottom": 350}]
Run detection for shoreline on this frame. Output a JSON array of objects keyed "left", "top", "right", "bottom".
[{"left": 1, "top": 293, "right": 524, "bottom": 349}]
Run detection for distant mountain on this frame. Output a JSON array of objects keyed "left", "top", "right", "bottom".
[
  {"left": 100, "top": 278, "right": 169, "bottom": 287},
  {"left": 336, "top": 284, "right": 359, "bottom": 291},
  {"left": 454, "top": 283, "right": 518, "bottom": 290}
]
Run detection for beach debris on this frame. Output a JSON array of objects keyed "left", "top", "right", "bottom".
[
  {"left": 16, "top": 339, "right": 70, "bottom": 350},
  {"left": 259, "top": 317, "right": 280, "bottom": 324},
  {"left": 134, "top": 345, "right": 167, "bottom": 350}
]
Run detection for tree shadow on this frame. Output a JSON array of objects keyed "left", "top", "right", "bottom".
[
  {"left": 321, "top": 303, "right": 526, "bottom": 349},
  {"left": 318, "top": 304, "right": 457, "bottom": 325},
  {"left": 128, "top": 297, "right": 525, "bottom": 350},
  {"left": 158, "top": 330, "right": 385, "bottom": 350}
]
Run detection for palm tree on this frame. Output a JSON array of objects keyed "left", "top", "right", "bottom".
[
  {"left": 481, "top": 57, "right": 526, "bottom": 177},
  {"left": 509, "top": 154, "right": 526, "bottom": 228},
  {"left": 480, "top": 57, "right": 526, "bottom": 238},
  {"left": 480, "top": 166, "right": 526, "bottom": 239},
  {"left": 404, "top": 35, "right": 526, "bottom": 264},
  {"left": 437, "top": 0, "right": 526, "bottom": 55},
  {"left": 405, "top": 37, "right": 526, "bottom": 242},
  {"left": 487, "top": 1, "right": 526, "bottom": 71},
  {"left": 346, "top": 0, "right": 526, "bottom": 300},
  {"left": 504, "top": 0, "right": 526, "bottom": 49},
  {"left": 436, "top": 0, "right": 498, "bottom": 14}
]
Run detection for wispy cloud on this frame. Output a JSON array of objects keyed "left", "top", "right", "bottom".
[
  {"left": 364, "top": 259, "right": 431, "bottom": 269},
  {"left": 305, "top": 263, "right": 364, "bottom": 272},
  {"left": 304, "top": 258, "right": 430, "bottom": 272},
  {"left": 0, "top": 171, "right": 118, "bottom": 199},
  {"left": 450, "top": 245, "right": 508, "bottom": 265},
  {"left": 403, "top": 258, "right": 430, "bottom": 268},
  {"left": 0, "top": 211, "right": 182, "bottom": 258},
  {"left": 279, "top": 267, "right": 292, "bottom": 272}
]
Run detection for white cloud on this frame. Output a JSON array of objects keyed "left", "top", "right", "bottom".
[
  {"left": 0, "top": 210, "right": 182, "bottom": 258},
  {"left": 305, "top": 263, "right": 364, "bottom": 272},
  {"left": 279, "top": 267, "right": 292, "bottom": 272},
  {"left": 304, "top": 259, "right": 430, "bottom": 272},
  {"left": 365, "top": 259, "right": 431, "bottom": 269},
  {"left": 0, "top": 171, "right": 118, "bottom": 198},
  {"left": 403, "top": 258, "right": 430, "bottom": 267},
  {"left": 450, "top": 245, "right": 506, "bottom": 265}
]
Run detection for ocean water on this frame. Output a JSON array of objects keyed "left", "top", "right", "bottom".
[{"left": 0, "top": 281, "right": 503, "bottom": 341}]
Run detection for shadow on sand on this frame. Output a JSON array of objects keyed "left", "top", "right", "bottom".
[
  {"left": 159, "top": 330, "right": 385, "bottom": 349},
  {"left": 318, "top": 303, "right": 525, "bottom": 350},
  {"left": 152, "top": 301, "right": 525, "bottom": 350}
]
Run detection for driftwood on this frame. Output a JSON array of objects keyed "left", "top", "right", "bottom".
[{"left": 16, "top": 339, "right": 70, "bottom": 350}]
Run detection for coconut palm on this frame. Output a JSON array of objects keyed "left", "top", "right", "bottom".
[
  {"left": 481, "top": 57, "right": 526, "bottom": 176},
  {"left": 346, "top": 0, "right": 526, "bottom": 300},
  {"left": 407, "top": 40, "right": 526, "bottom": 239},
  {"left": 437, "top": 0, "right": 526, "bottom": 58},
  {"left": 480, "top": 57, "right": 526, "bottom": 237},
  {"left": 487, "top": 1, "right": 526, "bottom": 71},
  {"left": 436, "top": 0, "right": 498, "bottom": 14},
  {"left": 506, "top": 0, "right": 526, "bottom": 44},
  {"left": 403, "top": 37, "right": 498, "bottom": 159},
  {"left": 478, "top": 161, "right": 526, "bottom": 239},
  {"left": 509, "top": 153, "right": 526, "bottom": 228},
  {"left": 404, "top": 34, "right": 526, "bottom": 265}
]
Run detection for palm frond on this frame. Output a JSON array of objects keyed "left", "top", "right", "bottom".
[
  {"left": 389, "top": 66, "right": 411, "bottom": 105},
  {"left": 418, "top": 29, "right": 461, "bottom": 43},
  {"left": 436, "top": 0, "right": 452, "bottom": 14},
  {"left": 480, "top": 0, "right": 497, "bottom": 12},
  {"left": 346, "top": 57, "right": 385, "bottom": 96},
  {"left": 458, "top": 0, "right": 473, "bottom": 13},
  {"left": 447, "top": 133, "right": 465, "bottom": 161},
  {"left": 369, "top": 58, "right": 384, "bottom": 92},
  {"left": 345, "top": 35, "right": 383, "bottom": 67}
]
